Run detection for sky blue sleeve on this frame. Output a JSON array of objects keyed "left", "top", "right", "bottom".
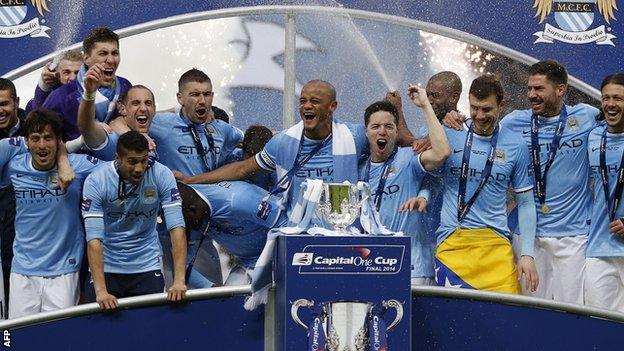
[
  {"left": 512, "top": 141, "right": 534, "bottom": 192},
  {"left": 230, "top": 182, "right": 282, "bottom": 228},
  {"left": 82, "top": 174, "right": 105, "bottom": 242},
  {"left": 516, "top": 189, "right": 537, "bottom": 257},
  {"left": 157, "top": 164, "right": 185, "bottom": 231},
  {"left": 0, "top": 137, "right": 27, "bottom": 169},
  {"left": 255, "top": 133, "right": 280, "bottom": 171}
]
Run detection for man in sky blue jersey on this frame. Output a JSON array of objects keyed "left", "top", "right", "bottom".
[
  {"left": 81, "top": 131, "right": 187, "bottom": 311},
  {"left": 435, "top": 75, "right": 538, "bottom": 294},
  {"left": 499, "top": 61, "right": 598, "bottom": 303},
  {"left": 585, "top": 73, "right": 624, "bottom": 312},
  {"left": 175, "top": 80, "right": 417, "bottom": 218},
  {"left": 149, "top": 68, "right": 243, "bottom": 176},
  {"left": 43, "top": 27, "right": 132, "bottom": 141},
  {"left": 443, "top": 61, "right": 598, "bottom": 303},
  {"left": 77, "top": 77, "right": 156, "bottom": 161},
  {"left": 4, "top": 109, "right": 99, "bottom": 318},
  {"left": 359, "top": 86, "right": 450, "bottom": 285},
  {"left": 177, "top": 181, "right": 287, "bottom": 285}
]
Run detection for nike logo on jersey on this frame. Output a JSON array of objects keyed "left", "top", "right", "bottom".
[
  {"left": 522, "top": 130, "right": 531, "bottom": 135},
  {"left": 591, "top": 147, "right": 601, "bottom": 152},
  {"left": 15, "top": 173, "right": 26, "bottom": 178},
  {"left": 154, "top": 272, "right": 162, "bottom": 277},
  {"left": 453, "top": 149, "right": 463, "bottom": 154}
]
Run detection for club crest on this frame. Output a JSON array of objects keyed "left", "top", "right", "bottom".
[
  {"left": 532, "top": 0, "right": 618, "bottom": 46},
  {"left": 0, "top": 0, "right": 51, "bottom": 39}
]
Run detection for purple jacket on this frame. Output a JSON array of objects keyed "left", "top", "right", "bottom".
[{"left": 42, "top": 77, "right": 132, "bottom": 141}]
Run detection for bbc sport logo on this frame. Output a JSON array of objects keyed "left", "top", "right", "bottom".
[
  {"left": 0, "top": 0, "right": 51, "bottom": 39},
  {"left": 292, "top": 253, "right": 313, "bottom": 266}
]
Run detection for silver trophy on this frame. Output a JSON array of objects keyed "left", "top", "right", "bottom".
[
  {"left": 316, "top": 182, "right": 368, "bottom": 233},
  {"left": 291, "top": 299, "right": 404, "bottom": 351}
]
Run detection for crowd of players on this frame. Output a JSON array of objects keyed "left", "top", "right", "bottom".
[{"left": 0, "top": 25, "right": 622, "bottom": 320}]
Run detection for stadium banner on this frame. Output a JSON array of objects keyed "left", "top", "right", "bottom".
[
  {"left": 0, "top": 0, "right": 622, "bottom": 90},
  {"left": 275, "top": 235, "right": 411, "bottom": 351},
  {"left": 1, "top": 295, "right": 264, "bottom": 350},
  {"left": 411, "top": 292, "right": 624, "bottom": 350}
]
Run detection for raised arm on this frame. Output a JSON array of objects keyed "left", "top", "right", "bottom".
[
  {"left": 385, "top": 91, "right": 416, "bottom": 146},
  {"left": 407, "top": 84, "right": 451, "bottom": 171},
  {"left": 174, "top": 156, "right": 264, "bottom": 184},
  {"left": 77, "top": 63, "right": 109, "bottom": 148}
]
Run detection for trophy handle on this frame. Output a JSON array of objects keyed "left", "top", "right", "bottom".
[
  {"left": 291, "top": 299, "right": 315, "bottom": 331},
  {"left": 382, "top": 299, "right": 404, "bottom": 331}
]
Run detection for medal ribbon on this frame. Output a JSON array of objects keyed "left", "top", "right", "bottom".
[
  {"left": 530, "top": 105, "right": 568, "bottom": 208},
  {"left": 268, "top": 132, "right": 331, "bottom": 198},
  {"left": 183, "top": 111, "right": 216, "bottom": 171},
  {"left": 457, "top": 125, "right": 499, "bottom": 222},
  {"left": 599, "top": 128, "right": 624, "bottom": 222},
  {"left": 364, "top": 147, "right": 398, "bottom": 212}
]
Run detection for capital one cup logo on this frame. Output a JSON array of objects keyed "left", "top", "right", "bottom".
[
  {"left": 0, "top": 0, "right": 51, "bottom": 39},
  {"left": 532, "top": 0, "right": 618, "bottom": 46}
]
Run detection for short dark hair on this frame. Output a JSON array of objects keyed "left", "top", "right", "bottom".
[
  {"left": 429, "top": 71, "right": 462, "bottom": 94},
  {"left": 469, "top": 75, "right": 504, "bottom": 104},
  {"left": 82, "top": 27, "right": 119, "bottom": 55},
  {"left": 601, "top": 72, "right": 624, "bottom": 91},
  {"left": 243, "top": 125, "right": 273, "bottom": 157},
  {"left": 529, "top": 60, "right": 568, "bottom": 86},
  {"left": 364, "top": 100, "right": 399, "bottom": 126},
  {"left": 24, "top": 109, "right": 63, "bottom": 138},
  {"left": 117, "top": 131, "right": 149, "bottom": 156},
  {"left": 304, "top": 80, "right": 337, "bottom": 101},
  {"left": 0, "top": 78, "right": 17, "bottom": 100},
  {"left": 212, "top": 106, "right": 229, "bottom": 123},
  {"left": 178, "top": 68, "right": 211, "bottom": 92},
  {"left": 120, "top": 85, "right": 155, "bottom": 104}
]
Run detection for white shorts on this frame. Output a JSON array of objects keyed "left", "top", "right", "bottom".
[
  {"left": 9, "top": 271, "right": 79, "bottom": 319},
  {"left": 513, "top": 234, "right": 586, "bottom": 304},
  {"left": 584, "top": 257, "right": 624, "bottom": 312}
]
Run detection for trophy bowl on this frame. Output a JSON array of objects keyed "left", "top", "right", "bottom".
[
  {"left": 316, "top": 182, "right": 363, "bottom": 232},
  {"left": 291, "top": 298, "right": 404, "bottom": 351}
]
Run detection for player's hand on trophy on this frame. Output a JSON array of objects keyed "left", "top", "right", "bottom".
[
  {"left": 399, "top": 197, "right": 427, "bottom": 212},
  {"left": 384, "top": 91, "right": 403, "bottom": 109},
  {"left": 412, "top": 136, "right": 431, "bottom": 154},
  {"left": 517, "top": 255, "right": 539, "bottom": 292},
  {"left": 168, "top": 280, "right": 187, "bottom": 302},
  {"left": 442, "top": 110, "right": 465, "bottom": 131},
  {"left": 96, "top": 290, "right": 119, "bottom": 311},
  {"left": 407, "top": 84, "right": 429, "bottom": 108},
  {"left": 609, "top": 218, "right": 624, "bottom": 237}
]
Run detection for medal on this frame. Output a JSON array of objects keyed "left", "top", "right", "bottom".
[{"left": 541, "top": 204, "right": 550, "bottom": 214}]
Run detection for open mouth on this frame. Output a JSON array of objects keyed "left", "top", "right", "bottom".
[
  {"left": 606, "top": 110, "right": 621, "bottom": 120},
  {"left": 196, "top": 107, "right": 207, "bottom": 117},
  {"left": 303, "top": 112, "right": 316, "bottom": 121},
  {"left": 376, "top": 138, "right": 388, "bottom": 151},
  {"left": 136, "top": 115, "right": 149, "bottom": 127},
  {"left": 0, "top": 115, "right": 7, "bottom": 124},
  {"left": 36, "top": 150, "right": 50, "bottom": 162},
  {"left": 102, "top": 68, "right": 115, "bottom": 78}
]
